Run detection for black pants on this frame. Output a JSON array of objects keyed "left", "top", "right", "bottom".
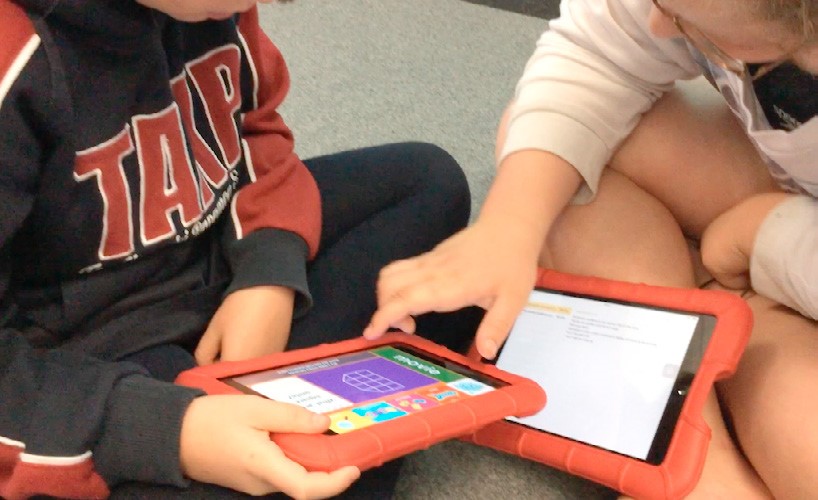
[
  {"left": 291, "top": 141, "right": 480, "bottom": 352},
  {"left": 113, "top": 143, "right": 483, "bottom": 499}
]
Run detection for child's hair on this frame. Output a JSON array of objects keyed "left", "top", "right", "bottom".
[{"left": 757, "top": 0, "right": 816, "bottom": 38}]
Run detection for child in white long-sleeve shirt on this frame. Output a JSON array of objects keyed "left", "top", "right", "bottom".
[{"left": 366, "top": 0, "right": 818, "bottom": 497}]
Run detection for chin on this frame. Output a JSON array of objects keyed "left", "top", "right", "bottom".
[{"left": 207, "top": 11, "right": 235, "bottom": 20}]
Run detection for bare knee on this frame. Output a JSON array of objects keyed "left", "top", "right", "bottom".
[
  {"left": 719, "top": 296, "right": 818, "bottom": 498},
  {"left": 545, "top": 169, "right": 695, "bottom": 288},
  {"left": 610, "top": 78, "right": 776, "bottom": 236}
]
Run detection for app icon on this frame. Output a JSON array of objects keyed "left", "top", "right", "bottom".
[
  {"left": 418, "top": 385, "right": 463, "bottom": 404},
  {"left": 352, "top": 401, "right": 408, "bottom": 423},
  {"left": 448, "top": 378, "right": 494, "bottom": 396},
  {"left": 388, "top": 393, "right": 437, "bottom": 412},
  {"left": 329, "top": 409, "right": 377, "bottom": 434}
]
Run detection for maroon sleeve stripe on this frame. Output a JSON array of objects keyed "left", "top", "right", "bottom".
[{"left": 1, "top": 439, "right": 109, "bottom": 500}]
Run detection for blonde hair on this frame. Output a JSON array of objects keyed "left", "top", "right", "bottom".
[{"left": 758, "top": 0, "right": 816, "bottom": 38}]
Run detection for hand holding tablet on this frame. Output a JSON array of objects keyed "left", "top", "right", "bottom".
[{"left": 176, "top": 333, "right": 546, "bottom": 472}]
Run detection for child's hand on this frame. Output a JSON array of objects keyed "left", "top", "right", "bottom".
[
  {"left": 195, "top": 286, "right": 294, "bottom": 364},
  {"left": 180, "top": 395, "right": 360, "bottom": 498},
  {"left": 701, "top": 192, "right": 790, "bottom": 290},
  {"left": 363, "top": 218, "right": 541, "bottom": 359}
]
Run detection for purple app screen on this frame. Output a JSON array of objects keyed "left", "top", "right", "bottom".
[{"left": 301, "top": 357, "right": 436, "bottom": 403}]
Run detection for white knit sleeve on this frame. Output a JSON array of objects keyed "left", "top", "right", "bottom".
[
  {"left": 500, "top": 0, "right": 700, "bottom": 203},
  {"left": 750, "top": 196, "right": 818, "bottom": 319}
]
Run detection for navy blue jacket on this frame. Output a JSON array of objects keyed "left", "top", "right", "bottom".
[{"left": 0, "top": 1, "right": 320, "bottom": 496}]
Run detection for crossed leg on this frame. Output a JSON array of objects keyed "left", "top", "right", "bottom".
[
  {"left": 543, "top": 78, "right": 818, "bottom": 498},
  {"left": 719, "top": 293, "right": 818, "bottom": 499}
]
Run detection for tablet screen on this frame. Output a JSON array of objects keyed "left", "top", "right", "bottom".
[
  {"left": 495, "top": 288, "right": 715, "bottom": 464},
  {"left": 223, "top": 344, "right": 506, "bottom": 434}
]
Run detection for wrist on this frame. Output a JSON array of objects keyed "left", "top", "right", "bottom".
[
  {"left": 224, "top": 285, "right": 296, "bottom": 317},
  {"left": 475, "top": 213, "right": 547, "bottom": 262},
  {"left": 735, "top": 192, "right": 791, "bottom": 257},
  {"left": 481, "top": 150, "right": 582, "bottom": 243},
  {"left": 94, "top": 376, "right": 204, "bottom": 487}
]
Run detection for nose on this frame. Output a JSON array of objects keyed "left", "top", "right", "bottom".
[{"left": 648, "top": 6, "right": 682, "bottom": 39}]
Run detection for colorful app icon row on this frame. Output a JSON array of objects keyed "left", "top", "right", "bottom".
[{"left": 329, "top": 377, "right": 492, "bottom": 433}]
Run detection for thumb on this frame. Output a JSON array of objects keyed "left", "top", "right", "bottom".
[
  {"left": 474, "top": 297, "right": 519, "bottom": 360},
  {"left": 390, "top": 316, "right": 416, "bottom": 334},
  {"left": 247, "top": 398, "right": 330, "bottom": 434},
  {"left": 194, "top": 327, "right": 221, "bottom": 365}
]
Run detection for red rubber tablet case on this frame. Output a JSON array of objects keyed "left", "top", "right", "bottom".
[
  {"left": 176, "top": 332, "right": 546, "bottom": 472},
  {"left": 464, "top": 269, "right": 752, "bottom": 500}
]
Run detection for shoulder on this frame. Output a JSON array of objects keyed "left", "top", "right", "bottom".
[{"left": 0, "top": 1, "right": 40, "bottom": 108}]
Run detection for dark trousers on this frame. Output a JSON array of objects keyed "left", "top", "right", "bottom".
[{"left": 113, "top": 143, "right": 483, "bottom": 499}]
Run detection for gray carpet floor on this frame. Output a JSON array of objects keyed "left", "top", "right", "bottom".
[
  {"left": 258, "top": 0, "right": 547, "bottom": 218},
  {"left": 258, "top": 1, "right": 616, "bottom": 498}
]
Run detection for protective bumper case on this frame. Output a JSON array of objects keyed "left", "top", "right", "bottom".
[
  {"left": 464, "top": 269, "right": 752, "bottom": 500},
  {"left": 176, "top": 332, "right": 546, "bottom": 472}
]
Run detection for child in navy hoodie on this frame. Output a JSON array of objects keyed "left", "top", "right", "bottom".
[{"left": 0, "top": 0, "right": 479, "bottom": 497}]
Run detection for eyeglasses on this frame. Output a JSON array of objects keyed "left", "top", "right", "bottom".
[{"left": 651, "top": 0, "right": 789, "bottom": 80}]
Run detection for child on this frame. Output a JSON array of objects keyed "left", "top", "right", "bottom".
[
  {"left": 0, "top": 0, "right": 479, "bottom": 498},
  {"left": 366, "top": 0, "right": 818, "bottom": 497}
]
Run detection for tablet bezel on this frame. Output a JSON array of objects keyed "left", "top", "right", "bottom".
[
  {"left": 175, "top": 332, "right": 548, "bottom": 472},
  {"left": 221, "top": 341, "right": 510, "bottom": 434},
  {"left": 492, "top": 286, "right": 717, "bottom": 465}
]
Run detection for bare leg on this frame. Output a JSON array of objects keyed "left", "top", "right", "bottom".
[
  {"left": 545, "top": 169, "right": 695, "bottom": 288},
  {"left": 610, "top": 79, "right": 777, "bottom": 236},
  {"left": 544, "top": 77, "right": 779, "bottom": 498},
  {"left": 544, "top": 170, "right": 772, "bottom": 499},
  {"left": 719, "top": 293, "right": 818, "bottom": 499}
]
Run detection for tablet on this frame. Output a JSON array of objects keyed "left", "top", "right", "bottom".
[
  {"left": 176, "top": 333, "right": 546, "bottom": 472},
  {"left": 465, "top": 270, "right": 751, "bottom": 500}
]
